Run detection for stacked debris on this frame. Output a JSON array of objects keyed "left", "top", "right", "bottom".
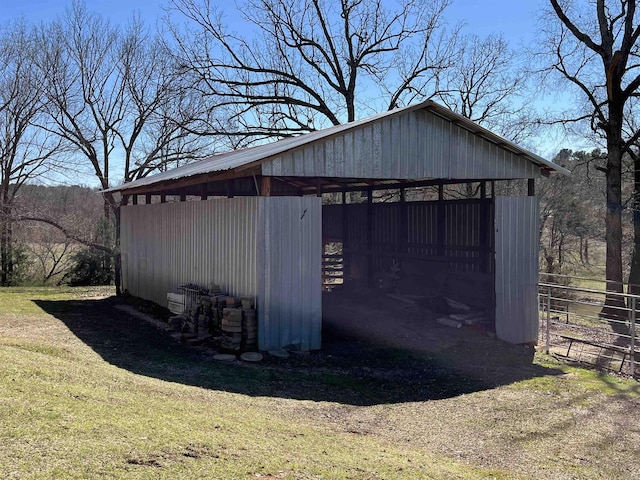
[
  {"left": 435, "top": 297, "right": 488, "bottom": 328},
  {"left": 165, "top": 284, "right": 258, "bottom": 351},
  {"left": 241, "top": 297, "right": 257, "bottom": 350},
  {"left": 221, "top": 297, "right": 243, "bottom": 351}
]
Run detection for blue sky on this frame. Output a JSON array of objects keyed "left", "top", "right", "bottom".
[{"left": 1, "top": 0, "right": 543, "bottom": 44}]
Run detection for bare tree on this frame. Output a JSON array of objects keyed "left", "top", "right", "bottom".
[
  {"left": 168, "top": 0, "right": 459, "bottom": 142},
  {"left": 541, "top": 0, "right": 640, "bottom": 315},
  {"left": 33, "top": 2, "right": 211, "bottom": 293},
  {"left": 0, "top": 21, "right": 62, "bottom": 286},
  {"left": 435, "top": 33, "right": 536, "bottom": 143}
]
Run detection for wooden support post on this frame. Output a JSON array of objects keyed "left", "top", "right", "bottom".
[
  {"left": 200, "top": 184, "right": 208, "bottom": 201},
  {"left": 160, "top": 194, "right": 166, "bottom": 204},
  {"left": 132, "top": 195, "right": 138, "bottom": 206},
  {"left": 367, "top": 187, "right": 374, "bottom": 285},
  {"left": 226, "top": 180, "right": 235, "bottom": 198},
  {"left": 145, "top": 194, "right": 151, "bottom": 204},
  {"left": 122, "top": 195, "right": 129, "bottom": 206},
  {"left": 528, "top": 178, "right": 535, "bottom": 196},
  {"left": 437, "top": 184, "right": 445, "bottom": 257},
  {"left": 479, "top": 197, "right": 490, "bottom": 273},
  {"left": 480, "top": 182, "right": 487, "bottom": 199},
  {"left": 491, "top": 181, "right": 495, "bottom": 198},
  {"left": 341, "top": 190, "right": 350, "bottom": 284},
  {"left": 316, "top": 178, "right": 323, "bottom": 197},
  {"left": 261, "top": 176, "right": 272, "bottom": 197},
  {"left": 180, "top": 189, "right": 186, "bottom": 202},
  {"left": 399, "top": 188, "right": 408, "bottom": 256}
]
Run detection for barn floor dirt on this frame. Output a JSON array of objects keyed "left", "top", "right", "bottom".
[{"left": 320, "top": 287, "right": 548, "bottom": 390}]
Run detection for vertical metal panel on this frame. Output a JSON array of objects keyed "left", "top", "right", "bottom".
[
  {"left": 263, "top": 109, "right": 541, "bottom": 180},
  {"left": 257, "top": 197, "right": 322, "bottom": 351},
  {"left": 494, "top": 196, "right": 539, "bottom": 344},
  {"left": 120, "top": 198, "right": 259, "bottom": 308}
]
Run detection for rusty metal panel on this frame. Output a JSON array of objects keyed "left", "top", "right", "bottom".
[
  {"left": 120, "top": 198, "right": 259, "bottom": 308},
  {"left": 494, "top": 196, "right": 539, "bottom": 344},
  {"left": 256, "top": 197, "right": 322, "bottom": 351}
]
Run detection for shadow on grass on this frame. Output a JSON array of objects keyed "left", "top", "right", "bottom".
[{"left": 35, "top": 297, "right": 564, "bottom": 406}]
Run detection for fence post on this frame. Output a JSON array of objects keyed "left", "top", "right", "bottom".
[
  {"left": 546, "top": 285, "right": 551, "bottom": 354},
  {"left": 631, "top": 297, "right": 636, "bottom": 378}
]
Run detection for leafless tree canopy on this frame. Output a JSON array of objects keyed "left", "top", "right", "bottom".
[
  {"left": 169, "top": 0, "right": 460, "bottom": 141},
  {"left": 34, "top": 1, "right": 210, "bottom": 214},
  {"left": 435, "top": 34, "right": 535, "bottom": 143},
  {"left": 0, "top": 21, "right": 62, "bottom": 285}
]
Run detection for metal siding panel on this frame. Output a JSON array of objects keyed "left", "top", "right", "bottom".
[
  {"left": 371, "top": 121, "right": 383, "bottom": 177},
  {"left": 344, "top": 131, "right": 355, "bottom": 177},
  {"left": 119, "top": 199, "right": 259, "bottom": 309},
  {"left": 382, "top": 117, "right": 402, "bottom": 178},
  {"left": 494, "top": 196, "right": 539, "bottom": 344},
  {"left": 257, "top": 197, "right": 322, "bottom": 351}
]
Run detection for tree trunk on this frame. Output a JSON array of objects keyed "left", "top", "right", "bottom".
[
  {"left": 584, "top": 238, "right": 589, "bottom": 265},
  {"left": 601, "top": 134, "right": 626, "bottom": 320},
  {"left": 0, "top": 189, "right": 11, "bottom": 286}
]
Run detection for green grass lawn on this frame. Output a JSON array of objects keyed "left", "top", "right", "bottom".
[{"left": 1, "top": 287, "right": 639, "bottom": 479}]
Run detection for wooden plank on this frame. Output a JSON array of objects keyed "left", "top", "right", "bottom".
[{"left": 261, "top": 176, "right": 272, "bottom": 197}]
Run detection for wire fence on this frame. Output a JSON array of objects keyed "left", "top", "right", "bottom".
[{"left": 539, "top": 273, "right": 638, "bottom": 379}]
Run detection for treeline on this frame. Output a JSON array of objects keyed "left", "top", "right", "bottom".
[
  {"left": 8, "top": 185, "right": 110, "bottom": 286},
  {"left": 1, "top": 0, "right": 640, "bottom": 296}
]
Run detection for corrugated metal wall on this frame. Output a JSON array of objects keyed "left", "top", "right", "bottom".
[
  {"left": 494, "top": 196, "right": 539, "bottom": 344},
  {"left": 120, "top": 198, "right": 259, "bottom": 307},
  {"left": 257, "top": 197, "right": 322, "bottom": 351},
  {"left": 262, "top": 109, "right": 540, "bottom": 180},
  {"left": 121, "top": 196, "right": 322, "bottom": 351}
]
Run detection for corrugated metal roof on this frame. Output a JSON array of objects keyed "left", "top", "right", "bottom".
[{"left": 104, "top": 100, "right": 568, "bottom": 194}]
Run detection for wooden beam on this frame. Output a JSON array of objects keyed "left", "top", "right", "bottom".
[
  {"left": 342, "top": 190, "right": 350, "bottom": 283},
  {"left": 528, "top": 178, "right": 535, "bottom": 196},
  {"left": 367, "top": 187, "right": 374, "bottom": 285}
]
